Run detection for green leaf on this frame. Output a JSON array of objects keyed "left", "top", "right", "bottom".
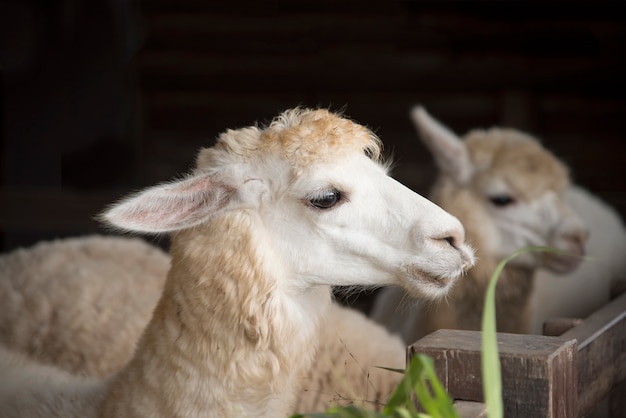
[
  {"left": 383, "top": 355, "right": 458, "bottom": 418},
  {"left": 480, "top": 245, "right": 587, "bottom": 418}
]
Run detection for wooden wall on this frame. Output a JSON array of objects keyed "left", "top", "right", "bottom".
[{"left": 2, "top": 0, "right": 625, "bottom": 253}]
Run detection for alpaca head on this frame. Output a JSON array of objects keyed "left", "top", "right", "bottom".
[
  {"left": 103, "top": 108, "right": 474, "bottom": 300},
  {"left": 412, "top": 106, "right": 588, "bottom": 274}
]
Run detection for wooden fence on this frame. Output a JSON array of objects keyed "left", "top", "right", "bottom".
[{"left": 408, "top": 291, "right": 626, "bottom": 417}]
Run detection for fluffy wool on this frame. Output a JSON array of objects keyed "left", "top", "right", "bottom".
[
  {"left": 294, "top": 303, "right": 405, "bottom": 413},
  {"left": 0, "top": 235, "right": 168, "bottom": 378},
  {"left": 0, "top": 234, "right": 405, "bottom": 413}
]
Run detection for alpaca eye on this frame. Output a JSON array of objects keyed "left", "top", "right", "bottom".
[
  {"left": 489, "top": 195, "right": 515, "bottom": 207},
  {"left": 308, "top": 189, "right": 342, "bottom": 209}
]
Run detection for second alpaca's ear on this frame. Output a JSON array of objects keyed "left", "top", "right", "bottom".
[
  {"left": 100, "top": 173, "right": 236, "bottom": 234},
  {"left": 410, "top": 106, "right": 474, "bottom": 184}
]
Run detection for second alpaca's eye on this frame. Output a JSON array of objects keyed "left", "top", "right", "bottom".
[
  {"left": 309, "top": 189, "right": 342, "bottom": 209},
  {"left": 489, "top": 195, "right": 515, "bottom": 207}
]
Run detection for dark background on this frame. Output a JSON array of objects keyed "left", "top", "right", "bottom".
[{"left": 2, "top": 0, "right": 625, "bottom": 257}]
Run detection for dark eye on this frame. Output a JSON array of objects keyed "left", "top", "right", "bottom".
[
  {"left": 489, "top": 195, "right": 515, "bottom": 207},
  {"left": 308, "top": 189, "right": 342, "bottom": 209}
]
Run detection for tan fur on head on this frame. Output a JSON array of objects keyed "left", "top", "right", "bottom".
[
  {"left": 262, "top": 108, "right": 382, "bottom": 170},
  {"left": 431, "top": 127, "right": 574, "bottom": 281},
  {"left": 197, "top": 108, "right": 383, "bottom": 176},
  {"left": 466, "top": 128, "right": 569, "bottom": 202}
]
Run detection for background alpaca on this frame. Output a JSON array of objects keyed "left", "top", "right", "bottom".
[
  {"left": 370, "top": 106, "right": 589, "bottom": 344},
  {"left": 0, "top": 108, "right": 473, "bottom": 417}
]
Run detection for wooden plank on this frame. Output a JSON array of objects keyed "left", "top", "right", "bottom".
[
  {"left": 609, "top": 379, "right": 626, "bottom": 418},
  {"left": 543, "top": 317, "right": 584, "bottom": 337},
  {"left": 408, "top": 330, "right": 578, "bottom": 417},
  {"left": 453, "top": 400, "right": 487, "bottom": 418},
  {"left": 560, "top": 291, "right": 626, "bottom": 417}
]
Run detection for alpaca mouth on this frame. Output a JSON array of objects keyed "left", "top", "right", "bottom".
[
  {"left": 402, "top": 247, "right": 473, "bottom": 299},
  {"left": 405, "top": 264, "right": 454, "bottom": 289},
  {"left": 544, "top": 252, "right": 583, "bottom": 274}
]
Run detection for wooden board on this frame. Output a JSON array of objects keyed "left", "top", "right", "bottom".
[
  {"left": 409, "top": 330, "right": 578, "bottom": 417},
  {"left": 561, "top": 291, "right": 626, "bottom": 417}
]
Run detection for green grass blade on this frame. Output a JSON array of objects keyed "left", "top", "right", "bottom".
[
  {"left": 382, "top": 355, "right": 422, "bottom": 415},
  {"left": 480, "top": 245, "right": 586, "bottom": 418},
  {"left": 480, "top": 252, "right": 508, "bottom": 418},
  {"left": 420, "top": 358, "right": 458, "bottom": 418},
  {"left": 383, "top": 354, "right": 458, "bottom": 418}
]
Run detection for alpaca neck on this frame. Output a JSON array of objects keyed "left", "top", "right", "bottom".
[
  {"left": 430, "top": 181, "right": 538, "bottom": 334},
  {"left": 465, "top": 253, "right": 535, "bottom": 332},
  {"left": 100, "top": 212, "right": 331, "bottom": 418},
  {"left": 494, "top": 264, "right": 535, "bottom": 333},
  {"left": 425, "top": 260, "right": 534, "bottom": 335},
  {"left": 456, "top": 262, "right": 534, "bottom": 333}
]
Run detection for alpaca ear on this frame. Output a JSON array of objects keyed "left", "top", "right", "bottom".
[
  {"left": 410, "top": 106, "right": 474, "bottom": 184},
  {"left": 100, "top": 173, "right": 236, "bottom": 233}
]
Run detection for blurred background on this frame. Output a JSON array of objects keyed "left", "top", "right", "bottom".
[{"left": 1, "top": 0, "right": 625, "bottom": 259}]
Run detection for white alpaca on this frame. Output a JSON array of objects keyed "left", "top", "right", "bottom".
[
  {"left": 370, "top": 106, "right": 589, "bottom": 344},
  {"left": 0, "top": 108, "right": 474, "bottom": 417}
]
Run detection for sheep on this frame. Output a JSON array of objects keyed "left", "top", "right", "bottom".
[
  {"left": 370, "top": 106, "right": 589, "bottom": 344},
  {"left": 0, "top": 107, "right": 474, "bottom": 418}
]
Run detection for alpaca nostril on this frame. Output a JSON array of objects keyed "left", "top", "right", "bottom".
[
  {"left": 431, "top": 228, "right": 475, "bottom": 270},
  {"left": 433, "top": 230, "right": 462, "bottom": 249},
  {"left": 429, "top": 216, "right": 470, "bottom": 257},
  {"left": 433, "top": 221, "right": 465, "bottom": 250}
]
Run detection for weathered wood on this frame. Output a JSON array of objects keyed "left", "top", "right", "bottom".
[
  {"left": 407, "top": 292, "right": 626, "bottom": 417},
  {"left": 560, "top": 291, "right": 626, "bottom": 417},
  {"left": 453, "top": 400, "right": 487, "bottom": 418},
  {"left": 542, "top": 317, "right": 583, "bottom": 337},
  {"left": 609, "top": 378, "right": 625, "bottom": 418},
  {"left": 408, "top": 330, "right": 578, "bottom": 417},
  {"left": 611, "top": 281, "right": 626, "bottom": 301}
]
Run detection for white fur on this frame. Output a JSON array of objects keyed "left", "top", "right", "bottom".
[
  {"left": 0, "top": 108, "right": 473, "bottom": 417},
  {"left": 529, "top": 186, "right": 626, "bottom": 333}
]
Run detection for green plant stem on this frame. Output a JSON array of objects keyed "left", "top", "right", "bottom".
[{"left": 480, "top": 245, "right": 585, "bottom": 418}]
